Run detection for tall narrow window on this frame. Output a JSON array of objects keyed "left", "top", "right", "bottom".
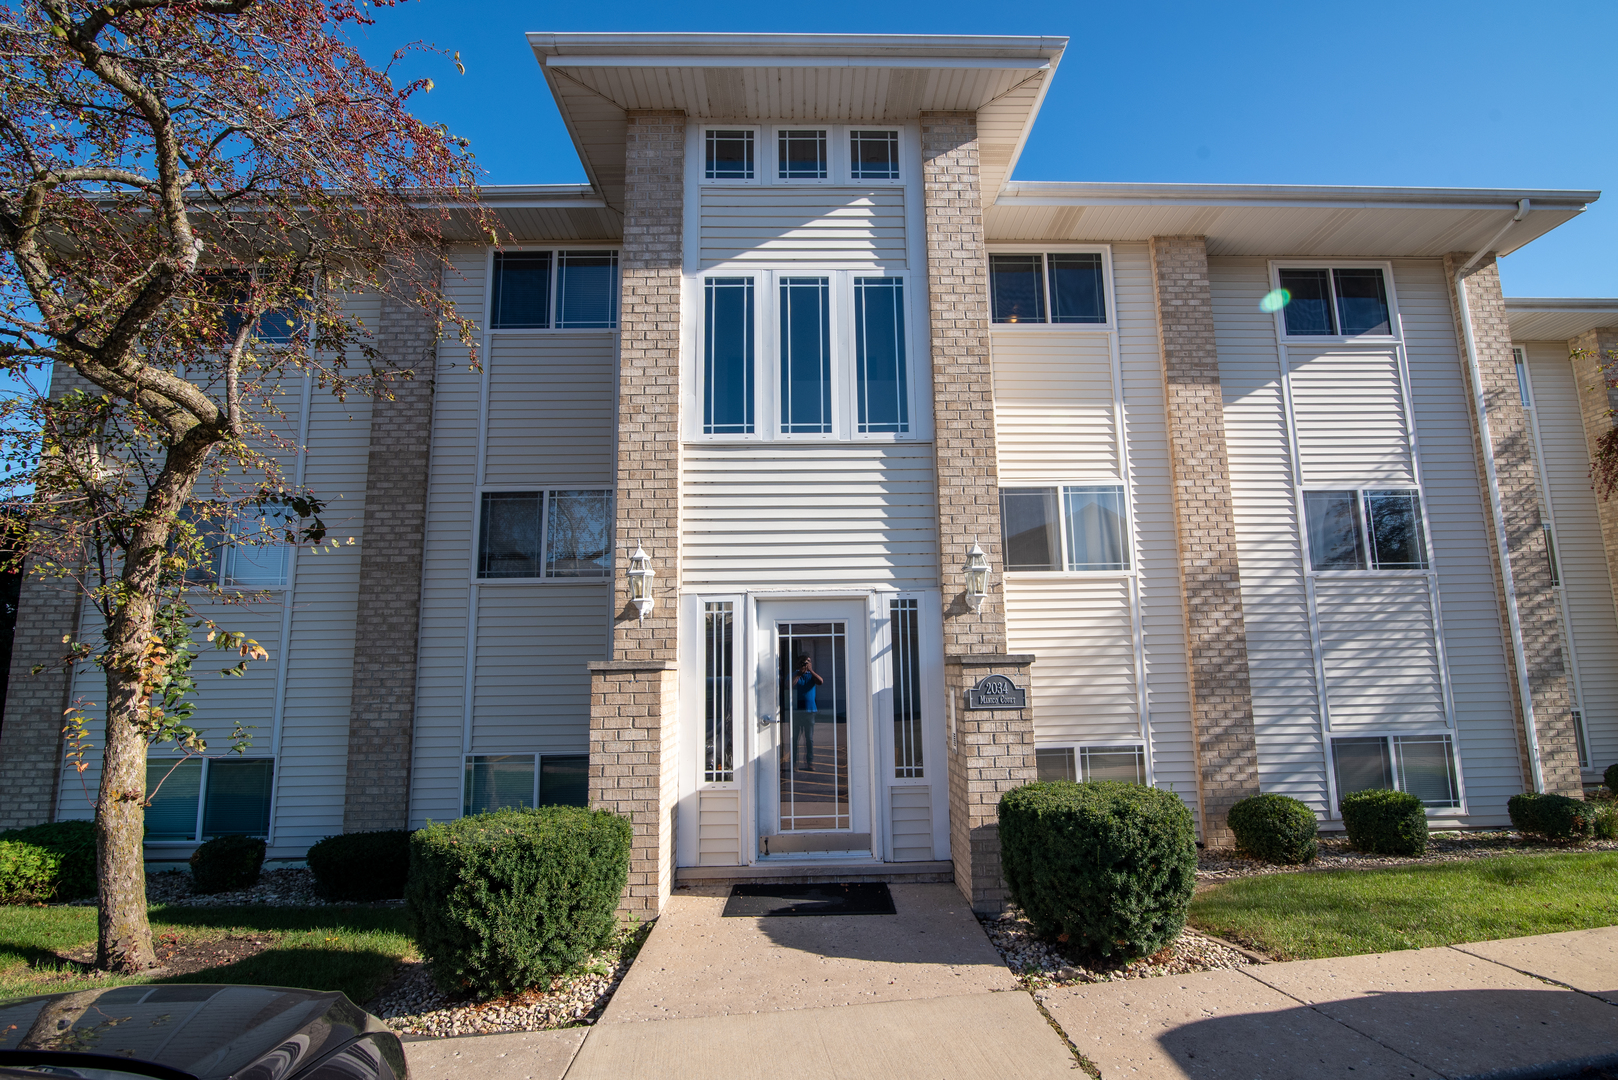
[
  {"left": 545, "top": 490, "right": 612, "bottom": 578},
  {"left": 704, "top": 602, "right": 734, "bottom": 783},
  {"left": 890, "top": 598, "right": 923, "bottom": 779},
  {"left": 989, "top": 254, "right": 1045, "bottom": 323},
  {"left": 779, "top": 277, "right": 832, "bottom": 434},
  {"left": 1048, "top": 253, "right": 1107, "bottom": 323},
  {"left": 1513, "top": 347, "right": 1533, "bottom": 406},
  {"left": 491, "top": 252, "right": 552, "bottom": 329},
  {"left": 704, "top": 278, "right": 755, "bottom": 434},
  {"left": 850, "top": 130, "right": 900, "bottom": 180},
  {"left": 556, "top": 251, "right": 618, "bottom": 328},
  {"left": 778, "top": 129, "right": 827, "bottom": 179},
  {"left": 855, "top": 277, "right": 909, "bottom": 434},
  {"left": 1544, "top": 524, "right": 1561, "bottom": 587},
  {"left": 706, "top": 129, "right": 754, "bottom": 180},
  {"left": 1063, "top": 486, "right": 1129, "bottom": 571}
]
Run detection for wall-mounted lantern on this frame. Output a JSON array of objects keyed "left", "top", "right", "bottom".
[
  {"left": 627, "top": 543, "right": 655, "bottom": 622},
  {"left": 964, "top": 539, "right": 990, "bottom": 612}
]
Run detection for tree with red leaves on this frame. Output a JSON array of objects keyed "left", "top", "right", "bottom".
[{"left": 0, "top": 0, "right": 491, "bottom": 972}]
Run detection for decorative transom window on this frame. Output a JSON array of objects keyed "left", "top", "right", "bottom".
[
  {"left": 1036, "top": 744, "right": 1146, "bottom": 784},
  {"left": 706, "top": 129, "right": 755, "bottom": 179},
  {"left": 988, "top": 253, "right": 1108, "bottom": 324},
  {"left": 476, "top": 489, "right": 612, "bottom": 579},
  {"left": 999, "top": 485, "right": 1130, "bottom": 572},
  {"left": 1303, "top": 489, "right": 1428, "bottom": 571},
  {"left": 778, "top": 129, "right": 827, "bottom": 179},
  {"left": 700, "top": 271, "right": 911, "bottom": 438},
  {"left": 702, "top": 126, "right": 902, "bottom": 184},
  {"left": 490, "top": 250, "right": 619, "bottom": 330},
  {"left": 463, "top": 754, "right": 588, "bottom": 815},
  {"left": 1333, "top": 735, "right": 1459, "bottom": 809},
  {"left": 850, "top": 130, "right": 900, "bottom": 180},
  {"left": 1275, "top": 268, "right": 1391, "bottom": 337}
]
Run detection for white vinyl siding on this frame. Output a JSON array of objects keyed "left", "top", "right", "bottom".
[
  {"left": 468, "top": 586, "right": 600, "bottom": 753},
  {"left": 889, "top": 786, "right": 932, "bottom": 862},
  {"left": 696, "top": 789, "right": 742, "bottom": 866},
  {"left": 1004, "top": 577, "right": 1138, "bottom": 741},
  {"left": 680, "top": 444, "right": 939, "bottom": 590},
  {"left": 1523, "top": 343, "right": 1618, "bottom": 771},
  {"left": 1288, "top": 349, "right": 1415, "bottom": 485},
  {"left": 698, "top": 188, "right": 906, "bottom": 267},
  {"left": 992, "top": 334, "right": 1118, "bottom": 477},
  {"left": 1315, "top": 578, "right": 1447, "bottom": 728},
  {"left": 482, "top": 335, "right": 614, "bottom": 485}
]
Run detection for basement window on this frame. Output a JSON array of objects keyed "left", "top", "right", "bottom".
[
  {"left": 1332, "top": 734, "right": 1459, "bottom": 809},
  {"left": 1036, "top": 745, "right": 1146, "bottom": 784},
  {"left": 144, "top": 757, "right": 274, "bottom": 841},
  {"left": 463, "top": 753, "right": 588, "bottom": 816}
]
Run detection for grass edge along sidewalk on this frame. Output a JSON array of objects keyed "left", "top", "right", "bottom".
[{"left": 1191, "top": 851, "right": 1618, "bottom": 960}]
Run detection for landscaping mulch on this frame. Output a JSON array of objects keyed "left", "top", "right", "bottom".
[
  {"left": 1197, "top": 831, "right": 1618, "bottom": 884},
  {"left": 58, "top": 931, "right": 276, "bottom": 978},
  {"left": 369, "top": 922, "right": 650, "bottom": 1038},
  {"left": 979, "top": 909, "right": 1254, "bottom": 991}
]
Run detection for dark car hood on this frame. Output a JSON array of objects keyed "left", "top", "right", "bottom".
[{"left": 0, "top": 985, "right": 385, "bottom": 1080}]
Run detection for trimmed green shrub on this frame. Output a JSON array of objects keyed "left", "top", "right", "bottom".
[
  {"left": 307, "top": 830, "right": 411, "bottom": 901},
  {"left": 0, "top": 820, "right": 97, "bottom": 900},
  {"left": 1594, "top": 803, "right": 1618, "bottom": 841},
  {"left": 1604, "top": 763, "right": 1618, "bottom": 796},
  {"left": 190, "top": 834, "right": 266, "bottom": 893},
  {"left": 0, "top": 840, "right": 62, "bottom": 903},
  {"left": 1341, "top": 789, "right": 1428, "bottom": 856},
  {"left": 1509, "top": 791, "right": 1598, "bottom": 842},
  {"left": 407, "top": 806, "right": 632, "bottom": 998},
  {"left": 1228, "top": 793, "right": 1319, "bottom": 865},
  {"left": 998, "top": 781, "right": 1197, "bottom": 962}
]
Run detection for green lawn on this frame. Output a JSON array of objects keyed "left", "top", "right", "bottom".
[
  {"left": 0, "top": 904, "right": 414, "bottom": 1004},
  {"left": 1191, "top": 852, "right": 1618, "bottom": 960}
]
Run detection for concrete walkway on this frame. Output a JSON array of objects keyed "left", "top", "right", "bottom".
[{"left": 402, "top": 895, "right": 1618, "bottom": 1080}]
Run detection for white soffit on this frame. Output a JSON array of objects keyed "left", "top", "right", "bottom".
[
  {"left": 440, "top": 185, "right": 623, "bottom": 243},
  {"left": 528, "top": 33, "right": 1067, "bottom": 213},
  {"left": 989, "top": 182, "right": 1599, "bottom": 259},
  {"left": 1505, "top": 298, "right": 1618, "bottom": 342}
]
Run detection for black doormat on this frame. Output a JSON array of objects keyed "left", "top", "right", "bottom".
[{"left": 722, "top": 882, "right": 896, "bottom": 917}]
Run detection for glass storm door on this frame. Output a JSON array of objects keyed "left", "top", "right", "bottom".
[{"left": 755, "top": 601, "right": 870, "bottom": 857}]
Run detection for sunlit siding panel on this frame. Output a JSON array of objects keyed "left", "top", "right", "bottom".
[
  {"left": 482, "top": 334, "right": 614, "bottom": 487},
  {"left": 1314, "top": 578, "right": 1447, "bottom": 728},
  {"left": 468, "top": 586, "right": 603, "bottom": 754},
  {"left": 699, "top": 188, "right": 906, "bottom": 267},
  {"left": 1005, "top": 577, "right": 1138, "bottom": 741},
  {"left": 991, "top": 333, "right": 1117, "bottom": 479},
  {"left": 1211, "top": 257, "right": 1327, "bottom": 809},
  {"left": 1524, "top": 342, "right": 1618, "bottom": 769},
  {"left": 681, "top": 444, "right": 938, "bottom": 590},
  {"left": 1396, "top": 258, "right": 1521, "bottom": 824},
  {"left": 697, "top": 789, "right": 742, "bottom": 866},
  {"left": 1288, "top": 348, "right": 1414, "bottom": 486}
]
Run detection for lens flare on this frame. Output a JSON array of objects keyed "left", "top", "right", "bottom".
[{"left": 1259, "top": 288, "right": 1291, "bottom": 314}]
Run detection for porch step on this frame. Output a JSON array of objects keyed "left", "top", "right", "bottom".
[{"left": 674, "top": 860, "right": 954, "bottom": 888}]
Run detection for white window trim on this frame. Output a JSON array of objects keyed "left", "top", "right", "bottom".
[
  {"left": 999, "top": 479, "right": 1135, "bottom": 577},
  {"left": 1268, "top": 259, "right": 1403, "bottom": 345},
  {"left": 984, "top": 244, "right": 1116, "bottom": 332},
  {"left": 143, "top": 755, "right": 278, "bottom": 845},
  {"left": 689, "top": 264, "right": 922, "bottom": 444},
  {"left": 846, "top": 127, "right": 905, "bottom": 186},
  {"left": 1299, "top": 486, "right": 1436, "bottom": 578},
  {"left": 697, "top": 123, "right": 907, "bottom": 187},
  {"left": 483, "top": 246, "right": 622, "bottom": 335},
  {"left": 470, "top": 485, "right": 614, "bottom": 585},
  {"left": 1325, "top": 730, "right": 1468, "bottom": 818},
  {"left": 700, "top": 124, "right": 764, "bottom": 185},
  {"left": 772, "top": 125, "right": 836, "bottom": 186},
  {"left": 1033, "top": 741, "right": 1153, "bottom": 787}
]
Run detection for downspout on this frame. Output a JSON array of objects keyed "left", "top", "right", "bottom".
[{"left": 1453, "top": 198, "right": 1545, "bottom": 792}]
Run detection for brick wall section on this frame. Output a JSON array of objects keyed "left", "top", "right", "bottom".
[
  {"left": 1147, "top": 236, "right": 1259, "bottom": 847},
  {"left": 588, "top": 111, "right": 685, "bottom": 916},
  {"left": 1569, "top": 326, "right": 1618, "bottom": 628},
  {"left": 922, "top": 112, "right": 1036, "bottom": 908},
  {"left": 342, "top": 275, "right": 438, "bottom": 831},
  {"left": 0, "top": 364, "right": 97, "bottom": 828},
  {"left": 587, "top": 662, "right": 677, "bottom": 917},
  {"left": 944, "top": 655, "right": 1035, "bottom": 913},
  {"left": 1447, "top": 255, "right": 1581, "bottom": 794}
]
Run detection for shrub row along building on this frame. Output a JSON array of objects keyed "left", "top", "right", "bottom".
[{"left": 3, "top": 34, "right": 1617, "bottom": 915}]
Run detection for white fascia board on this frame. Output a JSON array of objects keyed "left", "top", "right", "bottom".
[
  {"left": 1505, "top": 297, "right": 1618, "bottom": 310},
  {"left": 527, "top": 32, "right": 1066, "bottom": 62},
  {"left": 539, "top": 55, "right": 1052, "bottom": 70},
  {"left": 994, "top": 56, "right": 1060, "bottom": 197},
  {"left": 478, "top": 185, "right": 606, "bottom": 208},
  {"left": 997, "top": 181, "right": 1601, "bottom": 211}
]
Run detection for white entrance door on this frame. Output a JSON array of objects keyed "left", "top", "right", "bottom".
[{"left": 754, "top": 599, "right": 872, "bottom": 858}]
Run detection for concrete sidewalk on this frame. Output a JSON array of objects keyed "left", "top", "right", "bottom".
[{"left": 402, "top": 894, "right": 1618, "bottom": 1080}]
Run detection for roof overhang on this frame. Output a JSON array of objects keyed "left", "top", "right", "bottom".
[
  {"left": 527, "top": 32, "right": 1067, "bottom": 212},
  {"left": 1505, "top": 297, "right": 1618, "bottom": 342},
  {"left": 439, "top": 184, "right": 622, "bottom": 243},
  {"left": 988, "top": 182, "right": 1599, "bottom": 258}
]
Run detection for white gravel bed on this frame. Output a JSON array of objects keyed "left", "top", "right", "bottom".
[
  {"left": 1197, "top": 830, "right": 1618, "bottom": 882},
  {"left": 137, "top": 867, "right": 383, "bottom": 907},
  {"left": 371, "top": 925, "right": 646, "bottom": 1038},
  {"left": 981, "top": 908, "right": 1253, "bottom": 990}
]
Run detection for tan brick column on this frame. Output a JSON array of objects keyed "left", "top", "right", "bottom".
[
  {"left": 588, "top": 110, "right": 685, "bottom": 917},
  {"left": 1148, "top": 236, "right": 1259, "bottom": 847},
  {"left": 921, "top": 112, "right": 1036, "bottom": 911},
  {"left": 1448, "top": 255, "right": 1580, "bottom": 794},
  {"left": 0, "top": 364, "right": 97, "bottom": 828},
  {"left": 342, "top": 275, "right": 438, "bottom": 831},
  {"left": 1569, "top": 326, "right": 1618, "bottom": 622}
]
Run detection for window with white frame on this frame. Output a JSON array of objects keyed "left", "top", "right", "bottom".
[
  {"left": 476, "top": 489, "right": 612, "bottom": 579},
  {"left": 1036, "top": 744, "right": 1146, "bottom": 784},
  {"left": 1275, "top": 267, "right": 1392, "bottom": 337},
  {"left": 462, "top": 753, "right": 588, "bottom": 816},
  {"left": 778, "top": 129, "right": 827, "bottom": 180},
  {"left": 700, "top": 271, "right": 911, "bottom": 439},
  {"left": 490, "top": 250, "right": 619, "bottom": 330},
  {"left": 702, "top": 126, "right": 903, "bottom": 184},
  {"left": 706, "top": 129, "right": 755, "bottom": 180},
  {"left": 850, "top": 130, "right": 900, "bottom": 180},
  {"left": 1303, "top": 489, "right": 1428, "bottom": 571},
  {"left": 704, "top": 602, "right": 735, "bottom": 784},
  {"left": 144, "top": 757, "right": 275, "bottom": 841},
  {"left": 174, "top": 507, "right": 291, "bottom": 588},
  {"left": 988, "top": 253, "right": 1108, "bottom": 325},
  {"left": 1332, "top": 734, "right": 1459, "bottom": 809},
  {"left": 1512, "top": 346, "right": 1533, "bottom": 407},
  {"left": 890, "top": 597, "right": 923, "bottom": 780},
  {"left": 1000, "top": 485, "right": 1130, "bottom": 572}
]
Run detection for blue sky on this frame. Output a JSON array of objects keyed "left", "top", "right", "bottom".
[{"left": 355, "top": 0, "right": 1618, "bottom": 298}]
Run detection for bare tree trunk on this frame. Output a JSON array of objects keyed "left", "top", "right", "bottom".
[{"left": 94, "top": 662, "right": 156, "bottom": 972}]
